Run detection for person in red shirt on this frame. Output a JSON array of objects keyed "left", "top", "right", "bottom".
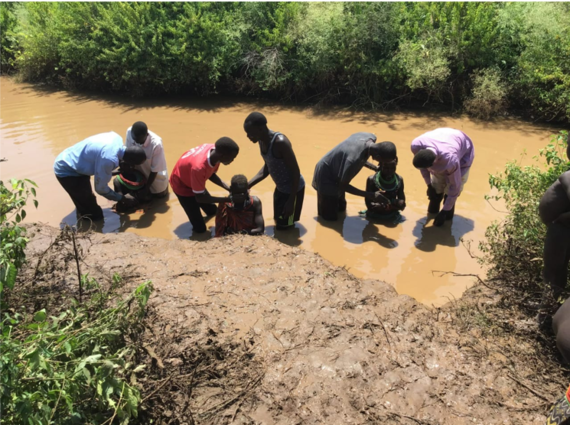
[{"left": 170, "top": 137, "right": 239, "bottom": 234}]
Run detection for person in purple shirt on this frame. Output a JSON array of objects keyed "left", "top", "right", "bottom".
[{"left": 411, "top": 128, "right": 475, "bottom": 226}]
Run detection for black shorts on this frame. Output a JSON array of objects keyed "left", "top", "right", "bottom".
[{"left": 274, "top": 186, "right": 305, "bottom": 228}]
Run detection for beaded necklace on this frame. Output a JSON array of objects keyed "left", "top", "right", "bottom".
[{"left": 374, "top": 172, "right": 399, "bottom": 191}]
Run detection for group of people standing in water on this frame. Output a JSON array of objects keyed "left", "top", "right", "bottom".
[
  {"left": 53, "top": 112, "right": 475, "bottom": 238},
  {"left": 52, "top": 112, "right": 570, "bottom": 423}
]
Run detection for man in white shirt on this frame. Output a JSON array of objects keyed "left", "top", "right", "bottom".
[{"left": 125, "top": 121, "right": 169, "bottom": 199}]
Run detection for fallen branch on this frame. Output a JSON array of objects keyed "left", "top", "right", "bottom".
[
  {"left": 199, "top": 373, "right": 264, "bottom": 417},
  {"left": 141, "top": 376, "right": 172, "bottom": 404},
  {"left": 431, "top": 270, "right": 497, "bottom": 290},
  {"left": 506, "top": 373, "right": 551, "bottom": 402}
]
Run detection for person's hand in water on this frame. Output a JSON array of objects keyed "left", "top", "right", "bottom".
[
  {"left": 373, "top": 191, "right": 390, "bottom": 205},
  {"left": 433, "top": 210, "right": 447, "bottom": 226},
  {"left": 116, "top": 193, "right": 138, "bottom": 211}
]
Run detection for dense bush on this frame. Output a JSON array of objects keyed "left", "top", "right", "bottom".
[
  {"left": 480, "top": 131, "right": 569, "bottom": 290},
  {"left": 464, "top": 68, "right": 508, "bottom": 119},
  {"left": 0, "top": 2, "right": 19, "bottom": 73},
  {"left": 2, "top": 2, "right": 570, "bottom": 122}
]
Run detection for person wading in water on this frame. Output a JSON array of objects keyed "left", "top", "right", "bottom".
[
  {"left": 244, "top": 112, "right": 305, "bottom": 230},
  {"left": 312, "top": 133, "right": 395, "bottom": 221},
  {"left": 411, "top": 128, "right": 475, "bottom": 227}
]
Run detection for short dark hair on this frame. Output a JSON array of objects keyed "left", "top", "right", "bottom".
[
  {"left": 230, "top": 174, "right": 248, "bottom": 193},
  {"left": 215, "top": 137, "right": 239, "bottom": 156},
  {"left": 123, "top": 145, "right": 146, "bottom": 165},
  {"left": 371, "top": 141, "right": 397, "bottom": 160},
  {"left": 244, "top": 112, "right": 268, "bottom": 128},
  {"left": 132, "top": 121, "right": 148, "bottom": 139},
  {"left": 413, "top": 149, "right": 437, "bottom": 169}
]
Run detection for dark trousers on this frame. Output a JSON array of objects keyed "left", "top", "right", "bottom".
[
  {"left": 175, "top": 191, "right": 217, "bottom": 233},
  {"left": 317, "top": 191, "right": 347, "bottom": 221},
  {"left": 56, "top": 175, "right": 103, "bottom": 220},
  {"left": 274, "top": 186, "right": 305, "bottom": 228},
  {"left": 543, "top": 222, "right": 570, "bottom": 293}
]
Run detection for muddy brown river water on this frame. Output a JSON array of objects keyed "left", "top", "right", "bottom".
[{"left": 0, "top": 77, "right": 559, "bottom": 306}]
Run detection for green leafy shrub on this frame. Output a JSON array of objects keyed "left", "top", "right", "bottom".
[
  {"left": 5, "top": 2, "right": 570, "bottom": 122},
  {"left": 395, "top": 36, "right": 450, "bottom": 101},
  {"left": 0, "top": 280, "right": 153, "bottom": 424},
  {"left": 0, "top": 179, "right": 38, "bottom": 295},
  {"left": 499, "top": 3, "right": 570, "bottom": 122},
  {"left": 17, "top": 2, "right": 243, "bottom": 94},
  {"left": 480, "top": 131, "right": 569, "bottom": 290},
  {"left": 464, "top": 68, "right": 509, "bottom": 119},
  {"left": 0, "top": 2, "right": 21, "bottom": 73}
]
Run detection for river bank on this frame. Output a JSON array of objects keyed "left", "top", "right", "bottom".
[{"left": 16, "top": 223, "right": 565, "bottom": 424}]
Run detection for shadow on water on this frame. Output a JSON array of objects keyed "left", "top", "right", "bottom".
[
  {"left": 266, "top": 223, "right": 307, "bottom": 247},
  {"left": 60, "top": 196, "right": 171, "bottom": 235},
  {"left": 117, "top": 196, "right": 171, "bottom": 231},
  {"left": 412, "top": 214, "right": 475, "bottom": 253},
  {"left": 314, "top": 214, "right": 402, "bottom": 248},
  {"left": 172, "top": 215, "right": 215, "bottom": 241},
  {"left": 10, "top": 79, "right": 560, "bottom": 135},
  {"left": 361, "top": 215, "right": 406, "bottom": 249}
]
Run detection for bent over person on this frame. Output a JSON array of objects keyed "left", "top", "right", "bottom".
[
  {"left": 125, "top": 121, "right": 169, "bottom": 200},
  {"left": 244, "top": 112, "right": 305, "bottom": 229},
  {"left": 54, "top": 131, "right": 146, "bottom": 221},
  {"left": 170, "top": 137, "right": 239, "bottom": 234},
  {"left": 312, "top": 132, "right": 396, "bottom": 221},
  {"left": 411, "top": 128, "right": 475, "bottom": 226}
]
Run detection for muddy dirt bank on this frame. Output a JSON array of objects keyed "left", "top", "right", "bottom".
[{"left": 19, "top": 224, "right": 567, "bottom": 424}]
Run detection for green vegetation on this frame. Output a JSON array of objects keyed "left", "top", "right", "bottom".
[
  {"left": 0, "top": 180, "right": 154, "bottom": 424},
  {"left": 1, "top": 281, "right": 152, "bottom": 424},
  {"left": 1, "top": 2, "right": 569, "bottom": 122},
  {"left": 0, "top": 179, "right": 38, "bottom": 295},
  {"left": 480, "top": 131, "right": 569, "bottom": 292}
]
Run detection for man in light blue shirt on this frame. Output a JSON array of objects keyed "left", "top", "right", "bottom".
[{"left": 54, "top": 131, "right": 146, "bottom": 220}]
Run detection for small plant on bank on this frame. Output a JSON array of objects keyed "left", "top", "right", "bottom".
[
  {"left": 480, "top": 131, "right": 569, "bottom": 293},
  {"left": 0, "top": 178, "right": 38, "bottom": 295},
  {"left": 0, "top": 280, "right": 153, "bottom": 425}
]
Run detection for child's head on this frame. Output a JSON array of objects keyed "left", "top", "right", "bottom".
[
  {"left": 379, "top": 158, "right": 398, "bottom": 179},
  {"left": 370, "top": 141, "right": 397, "bottom": 162},
  {"left": 229, "top": 174, "right": 250, "bottom": 210}
]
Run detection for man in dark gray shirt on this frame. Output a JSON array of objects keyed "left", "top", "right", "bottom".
[{"left": 312, "top": 132, "right": 396, "bottom": 221}]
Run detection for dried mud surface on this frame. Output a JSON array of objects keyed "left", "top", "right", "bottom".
[{"left": 17, "top": 224, "right": 569, "bottom": 424}]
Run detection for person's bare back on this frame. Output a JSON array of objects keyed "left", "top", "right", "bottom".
[{"left": 539, "top": 171, "right": 570, "bottom": 225}]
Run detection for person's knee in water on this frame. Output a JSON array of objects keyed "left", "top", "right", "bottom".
[
  {"left": 363, "top": 158, "right": 406, "bottom": 221},
  {"left": 215, "top": 174, "right": 264, "bottom": 236}
]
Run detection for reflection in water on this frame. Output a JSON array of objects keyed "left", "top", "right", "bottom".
[{"left": 0, "top": 76, "right": 560, "bottom": 305}]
